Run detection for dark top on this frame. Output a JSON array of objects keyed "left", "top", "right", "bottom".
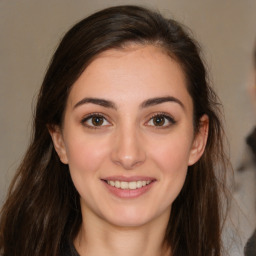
[{"left": 62, "top": 241, "right": 80, "bottom": 256}]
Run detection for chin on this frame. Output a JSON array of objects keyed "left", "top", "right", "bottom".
[
  {"left": 102, "top": 206, "right": 164, "bottom": 228},
  {"left": 107, "top": 216, "right": 150, "bottom": 228}
]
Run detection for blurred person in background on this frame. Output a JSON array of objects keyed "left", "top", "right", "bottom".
[{"left": 243, "top": 43, "right": 256, "bottom": 256}]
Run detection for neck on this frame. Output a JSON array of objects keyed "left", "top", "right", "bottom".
[{"left": 74, "top": 208, "right": 171, "bottom": 256}]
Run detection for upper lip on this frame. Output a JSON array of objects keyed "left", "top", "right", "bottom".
[{"left": 101, "top": 176, "right": 156, "bottom": 182}]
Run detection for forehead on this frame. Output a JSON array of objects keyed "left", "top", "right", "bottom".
[{"left": 67, "top": 45, "right": 192, "bottom": 111}]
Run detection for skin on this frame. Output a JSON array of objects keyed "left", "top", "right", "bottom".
[{"left": 50, "top": 44, "right": 208, "bottom": 256}]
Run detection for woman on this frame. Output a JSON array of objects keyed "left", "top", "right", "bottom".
[{"left": 0, "top": 5, "right": 230, "bottom": 256}]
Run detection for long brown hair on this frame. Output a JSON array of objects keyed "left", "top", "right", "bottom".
[{"left": 0, "top": 5, "right": 230, "bottom": 256}]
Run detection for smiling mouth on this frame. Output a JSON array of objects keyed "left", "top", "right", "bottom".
[{"left": 105, "top": 180, "right": 153, "bottom": 190}]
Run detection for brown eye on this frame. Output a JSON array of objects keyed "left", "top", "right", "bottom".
[
  {"left": 146, "top": 114, "right": 176, "bottom": 128},
  {"left": 152, "top": 116, "right": 165, "bottom": 126},
  {"left": 91, "top": 116, "right": 104, "bottom": 126},
  {"left": 82, "top": 114, "right": 110, "bottom": 128}
]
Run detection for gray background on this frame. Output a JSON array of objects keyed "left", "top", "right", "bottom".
[{"left": 1, "top": 1, "right": 256, "bottom": 255}]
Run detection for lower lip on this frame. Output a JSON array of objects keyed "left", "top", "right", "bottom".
[{"left": 102, "top": 181, "right": 155, "bottom": 199}]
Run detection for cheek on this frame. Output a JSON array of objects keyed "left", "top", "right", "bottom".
[
  {"left": 146, "top": 137, "right": 192, "bottom": 211},
  {"left": 64, "top": 134, "right": 111, "bottom": 203},
  {"left": 154, "top": 144, "right": 189, "bottom": 196},
  {"left": 148, "top": 134, "right": 193, "bottom": 175},
  {"left": 64, "top": 134, "right": 110, "bottom": 175}
]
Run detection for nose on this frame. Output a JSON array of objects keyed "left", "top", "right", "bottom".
[{"left": 110, "top": 125, "right": 146, "bottom": 170}]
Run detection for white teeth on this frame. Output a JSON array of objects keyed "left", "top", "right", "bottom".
[
  {"left": 115, "top": 180, "right": 120, "bottom": 188},
  {"left": 107, "top": 180, "right": 152, "bottom": 189},
  {"left": 137, "top": 181, "right": 142, "bottom": 188},
  {"left": 120, "top": 181, "right": 128, "bottom": 189},
  {"left": 128, "top": 181, "right": 137, "bottom": 190}
]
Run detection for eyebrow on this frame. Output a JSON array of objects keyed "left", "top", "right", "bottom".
[
  {"left": 73, "top": 98, "right": 117, "bottom": 109},
  {"left": 73, "top": 96, "right": 184, "bottom": 110},
  {"left": 140, "top": 96, "right": 184, "bottom": 109}
]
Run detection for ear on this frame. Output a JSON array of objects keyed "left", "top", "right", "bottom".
[
  {"left": 188, "top": 115, "right": 209, "bottom": 166},
  {"left": 48, "top": 125, "right": 69, "bottom": 164}
]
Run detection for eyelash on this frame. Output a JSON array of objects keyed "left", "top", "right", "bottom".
[{"left": 81, "top": 112, "right": 176, "bottom": 129}]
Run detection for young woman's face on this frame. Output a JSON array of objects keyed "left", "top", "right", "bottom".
[{"left": 51, "top": 45, "right": 208, "bottom": 227}]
